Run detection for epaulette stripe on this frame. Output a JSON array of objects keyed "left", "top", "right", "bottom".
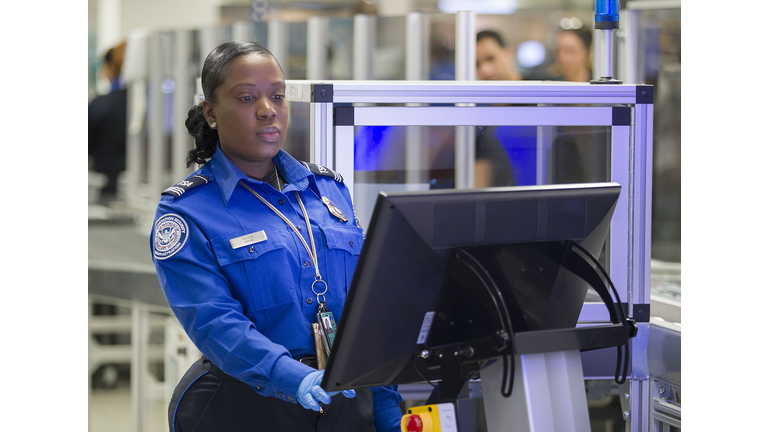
[
  {"left": 161, "top": 174, "right": 211, "bottom": 197},
  {"left": 301, "top": 161, "right": 344, "bottom": 184}
]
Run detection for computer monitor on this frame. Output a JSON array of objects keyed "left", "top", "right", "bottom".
[{"left": 322, "top": 183, "right": 622, "bottom": 392}]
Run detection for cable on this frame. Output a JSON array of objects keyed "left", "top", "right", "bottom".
[
  {"left": 500, "top": 345, "right": 514, "bottom": 397},
  {"left": 455, "top": 248, "right": 515, "bottom": 398},
  {"left": 412, "top": 355, "right": 437, "bottom": 389},
  {"left": 569, "top": 242, "right": 630, "bottom": 384}
]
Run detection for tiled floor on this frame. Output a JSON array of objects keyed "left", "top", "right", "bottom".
[{"left": 89, "top": 379, "right": 168, "bottom": 432}]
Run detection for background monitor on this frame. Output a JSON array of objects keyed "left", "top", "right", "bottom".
[{"left": 322, "top": 183, "right": 621, "bottom": 391}]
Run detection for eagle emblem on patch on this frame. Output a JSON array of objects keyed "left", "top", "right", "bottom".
[{"left": 154, "top": 214, "right": 189, "bottom": 260}]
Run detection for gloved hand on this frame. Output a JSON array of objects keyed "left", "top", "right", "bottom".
[{"left": 297, "top": 370, "right": 356, "bottom": 411}]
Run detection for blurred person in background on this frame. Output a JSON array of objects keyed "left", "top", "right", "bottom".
[
  {"left": 88, "top": 41, "right": 128, "bottom": 203},
  {"left": 548, "top": 28, "right": 607, "bottom": 184},
  {"left": 475, "top": 30, "right": 521, "bottom": 81},
  {"left": 472, "top": 30, "right": 520, "bottom": 188},
  {"left": 551, "top": 28, "right": 593, "bottom": 82}
]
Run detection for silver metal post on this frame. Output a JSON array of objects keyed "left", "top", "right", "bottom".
[
  {"left": 454, "top": 10, "right": 476, "bottom": 81},
  {"left": 603, "top": 29, "right": 614, "bottom": 79},
  {"left": 406, "top": 12, "right": 427, "bottom": 188},
  {"left": 353, "top": 14, "right": 375, "bottom": 80},
  {"left": 198, "top": 27, "right": 223, "bottom": 67},
  {"left": 131, "top": 304, "right": 148, "bottom": 432},
  {"left": 481, "top": 351, "right": 591, "bottom": 432},
  {"left": 232, "top": 20, "right": 253, "bottom": 42},
  {"left": 268, "top": 20, "right": 289, "bottom": 71},
  {"left": 454, "top": 10, "right": 476, "bottom": 189},
  {"left": 623, "top": 10, "right": 641, "bottom": 84},
  {"left": 406, "top": 12, "right": 427, "bottom": 81},
  {"left": 307, "top": 17, "right": 329, "bottom": 80},
  {"left": 147, "top": 31, "right": 165, "bottom": 200},
  {"left": 123, "top": 29, "right": 149, "bottom": 209},
  {"left": 172, "top": 30, "right": 194, "bottom": 183}
]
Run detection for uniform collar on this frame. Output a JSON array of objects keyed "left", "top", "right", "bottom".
[{"left": 208, "top": 144, "right": 313, "bottom": 206}]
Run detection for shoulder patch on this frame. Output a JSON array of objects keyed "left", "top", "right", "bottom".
[
  {"left": 153, "top": 213, "right": 189, "bottom": 260},
  {"left": 300, "top": 161, "right": 344, "bottom": 183},
  {"left": 162, "top": 175, "right": 210, "bottom": 198}
]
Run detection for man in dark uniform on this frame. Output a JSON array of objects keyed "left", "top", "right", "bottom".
[{"left": 89, "top": 42, "right": 127, "bottom": 202}]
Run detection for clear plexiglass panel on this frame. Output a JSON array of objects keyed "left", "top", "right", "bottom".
[{"left": 352, "top": 124, "right": 611, "bottom": 231}]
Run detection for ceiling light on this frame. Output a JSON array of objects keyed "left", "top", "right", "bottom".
[{"left": 438, "top": 0, "right": 518, "bottom": 15}]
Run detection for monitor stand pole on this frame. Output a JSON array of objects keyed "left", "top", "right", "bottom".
[
  {"left": 480, "top": 350, "right": 590, "bottom": 432},
  {"left": 425, "top": 347, "right": 469, "bottom": 403}
]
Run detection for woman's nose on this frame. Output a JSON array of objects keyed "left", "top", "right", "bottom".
[{"left": 257, "top": 98, "right": 276, "bottom": 119}]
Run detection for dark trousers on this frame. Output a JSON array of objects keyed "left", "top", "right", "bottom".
[{"left": 169, "top": 357, "right": 375, "bottom": 432}]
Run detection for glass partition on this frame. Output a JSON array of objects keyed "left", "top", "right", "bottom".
[
  {"left": 352, "top": 123, "right": 612, "bottom": 230},
  {"left": 428, "top": 13, "right": 456, "bottom": 80},
  {"left": 328, "top": 18, "right": 354, "bottom": 80},
  {"left": 374, "top": 16, "right": 407, "bottom": 80},
  {"left": 253, "top": 21, "right": 269, "bottom": 47},
  {"left": 285, "top": 101, "right": 311, "bottom": 163},
  {"left": 476, "top": 10, "right": 595, "bottom": 81},
  {"left": 286, "top": 21, "right": 308, "bottom": 79},
  {"left": 637, "top": 8, "right": 681, "bottom": 264}
]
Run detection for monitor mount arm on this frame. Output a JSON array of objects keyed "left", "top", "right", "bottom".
[{"left": 422, "top": 241, "right": 637, "bottom": 404}]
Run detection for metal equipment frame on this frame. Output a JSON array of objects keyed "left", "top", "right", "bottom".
[{"left": 285, "top": 79, "right": 655, "bottom": 431}]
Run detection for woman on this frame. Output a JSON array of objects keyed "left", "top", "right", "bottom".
[
  {"left": 550, "top": 28, "right": 607, "bottom": 184},
  {"left": 552, "top": 28, "right": 593, "bottom": 83},
  {"left": 152, "top": 41, "right": 402, "bottom": 432}
]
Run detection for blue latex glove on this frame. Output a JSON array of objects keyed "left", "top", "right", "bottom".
[{"left": 297, "top": 370, "right": 356, "bottom": 411}]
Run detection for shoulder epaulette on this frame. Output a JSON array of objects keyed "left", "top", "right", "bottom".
[
  {"left": 300, "top": 161, "right": 344, "bottom": 183},
  {"left": 161, "top": 175, "right": 210, "bottom": 198}
]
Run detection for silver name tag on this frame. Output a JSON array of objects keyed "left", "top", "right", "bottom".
[{"left": 229, "top": 230, "right": 268, "bottom": 249}]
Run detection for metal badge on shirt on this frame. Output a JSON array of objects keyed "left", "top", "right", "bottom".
[{"left": 321, "top": 196, "right": 348, "bottom": 223}]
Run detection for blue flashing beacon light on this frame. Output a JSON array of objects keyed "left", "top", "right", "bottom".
[
  {"left": 590, "top": 0, "right": 623, "bottom": 84},
  {"left": 594, "top": 0, "right": 620, "bottom": 29}
]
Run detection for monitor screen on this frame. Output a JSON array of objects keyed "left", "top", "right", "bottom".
[{"left": 322, "top": 183, "right": 621, "bottom": 391}]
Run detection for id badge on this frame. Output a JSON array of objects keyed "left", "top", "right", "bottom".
[{"left": 316, "top": 308, "right": 337, "bottom": 356}]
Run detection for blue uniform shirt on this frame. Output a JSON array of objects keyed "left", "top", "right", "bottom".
[{"left": 151, "top": 147, "right": 402, "bottom": 426}]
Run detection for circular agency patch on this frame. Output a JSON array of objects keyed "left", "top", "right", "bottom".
[{"left": 154, "top": 213, "right": 189, "bottom": 260}]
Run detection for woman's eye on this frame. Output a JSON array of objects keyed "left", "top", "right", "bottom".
[
  {"left": 273, "top": 94, "right": 283, "bottom": 100},
  {"left": 240, "top": 96, "right": 253, "bottom": 101}
]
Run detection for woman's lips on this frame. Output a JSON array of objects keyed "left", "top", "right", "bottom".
[{"left": 257, "top": 126, "right": 280, "bottom": 142}]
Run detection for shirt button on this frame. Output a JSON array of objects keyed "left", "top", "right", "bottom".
[
  {"left": 306, "top": 298, "right": 313, "bottom": 304},
  {"left": 304, "top": 261, "right": 311, "bottom": 267},
  {"left": 248, "top": 246, "right": 255, "bottom": 253},
  {"left": 287, "top": 396, "right": 293, "bottom": 401},
  {"left": 255, "top": 385, "right": 262, "bottom": 390},
  {"left": 279, "top": 391, "right": 284, "bottom": 398},
  {"left": 349, "top": 241, "right": 354, "bottom": 247},
  {"left": 278, "top": 198, "right": 285, "bottom": 205}
]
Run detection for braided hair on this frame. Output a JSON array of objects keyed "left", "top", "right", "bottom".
[{"left": 185, "top": 41, "right": 280, "bottom": 167}]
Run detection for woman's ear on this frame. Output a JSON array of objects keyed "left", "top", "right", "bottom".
[{"left": 202, "top": 99, "right": 216, "bottom": 126}]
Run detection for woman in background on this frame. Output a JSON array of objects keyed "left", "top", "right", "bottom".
[
  {"left": 549, "top": 28, "right": 605, "bottom": 184},
  {"left": 552, "top": 28, "right": 593, "bottom": 82}
]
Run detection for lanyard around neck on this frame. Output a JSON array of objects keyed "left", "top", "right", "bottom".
[{"left": 238, "top": 181, "right": 328, "bottom": 300}]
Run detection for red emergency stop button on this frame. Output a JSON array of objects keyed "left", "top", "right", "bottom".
[{"left": 405, "top": 414, "right": 423, "bottom": 432}]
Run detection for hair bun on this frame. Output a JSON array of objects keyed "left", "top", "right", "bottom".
[{"left": 185, "top": 104, "right": 218, "bottom": 167}]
